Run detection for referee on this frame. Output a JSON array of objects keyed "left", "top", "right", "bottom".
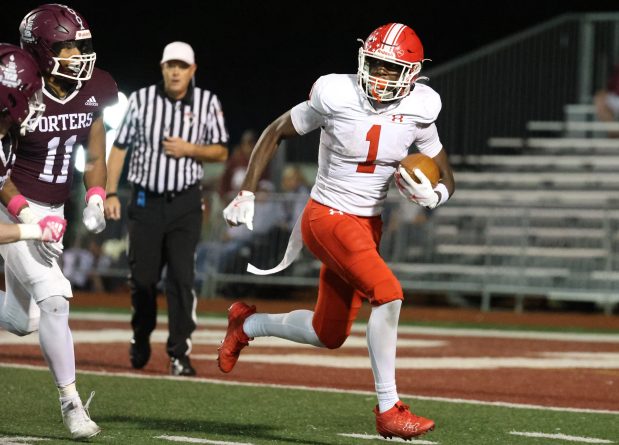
[{"left": 104, "top": 41, "right": 228, "bottom": 376}]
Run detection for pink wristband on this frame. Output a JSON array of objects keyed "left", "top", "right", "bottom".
[
  {"left": 85, "top": 186, "right": 106, "bottom": 203},
  {"left": 7, "top": 194, "right": 28, "bottom": 218}
]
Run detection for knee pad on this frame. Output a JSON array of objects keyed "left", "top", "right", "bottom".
[
  {"left": 0, "top": 296, "right": 40, "bottom": 336},
  {"left": 38, "top": 295, "right": 70, "bottom": 316},
  {"left": 0, "top": 318, "right": 39, "bottom": 336}
]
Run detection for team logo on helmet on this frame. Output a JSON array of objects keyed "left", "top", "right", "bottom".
[
  {"left": 0, "top": 55, "right": 22, "bottom": 89},
  {"left": 21, "top": 21, "right": 35, "bottom": 43}
]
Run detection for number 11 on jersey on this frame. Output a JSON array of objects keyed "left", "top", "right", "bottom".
[{"left": 39, "top": 135, "right": 75, "bottom": 183}]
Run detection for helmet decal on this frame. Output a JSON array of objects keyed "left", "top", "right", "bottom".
[{"left": 0, "top": 54, "right": 22, "bottom": 89}]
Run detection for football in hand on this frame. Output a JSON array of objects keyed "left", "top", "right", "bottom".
[{"left": 399, "top": 153, "right": 440, "bottom": 187}]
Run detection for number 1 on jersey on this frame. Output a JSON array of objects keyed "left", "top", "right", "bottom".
[{"left": 356, "top": 124, "right": 381, "bottom": 174}]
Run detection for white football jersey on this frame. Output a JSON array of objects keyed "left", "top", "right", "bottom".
[{"left": 290, "top": 74, "right": 443, "bottom": 217}]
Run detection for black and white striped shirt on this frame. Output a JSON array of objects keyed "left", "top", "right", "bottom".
[{"left": 114, "top": 82, "right": 228, "bottom": 193}]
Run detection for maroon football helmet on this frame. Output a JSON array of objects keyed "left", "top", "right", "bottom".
[
  {"left": 0, "top": 43, "right": 45, "bottom": 135},
  {"left": 357, "top": 23, "right": 426, "bottom": 102},
  {"left": 19, "top": 4, "right": 96, "bottom": 81}
]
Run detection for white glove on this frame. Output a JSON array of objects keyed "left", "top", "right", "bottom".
[
  {"left": 395, "top": 166, "right": 439, "bottom": 209},
  {"left": 222, "top": 191, "right": 255, "bottom": 230},
  {"left": 83, "top": 194, "right": 106, "bottom": 233},
  {"left": 18, "top": 215, "right": 67, "bottom": 242},
  {"left": 18, "top": 206, "right": 64, "bottom": 265}
]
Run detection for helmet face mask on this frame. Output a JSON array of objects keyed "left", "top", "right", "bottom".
[
  {"left": 0, "top": 44, "right": 46, "bottom": 135},
  {"left": 19, "top": 4, "right": 96, "bottom": 82},
  {"left": 21, "top": 89, "right": 46, "bottom": 134},
  {"left": 50, "top": 42, "right": 96, "bottom": 81},
  {"left": 357, "top": 23, "right": 425, "bottom": 103}
]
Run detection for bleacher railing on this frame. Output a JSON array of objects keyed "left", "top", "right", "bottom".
[{"left": 424, "top": 12, "right": 619, "bottom": 156}]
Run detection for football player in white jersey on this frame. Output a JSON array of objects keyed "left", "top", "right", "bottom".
[{"left": 219, "top": 23, "right": 455, "bottom": 440}]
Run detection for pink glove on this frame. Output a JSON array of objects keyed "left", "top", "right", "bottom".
[{"left": 37, "top": 215, "right": 67, "bottom": 242}]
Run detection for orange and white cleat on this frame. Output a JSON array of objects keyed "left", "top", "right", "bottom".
[
  {"left": 374, "top": 401, "right": 435, "bottom": 440},
  {"left": 217, "top": 302, "right": 256, "bottom": 373}
]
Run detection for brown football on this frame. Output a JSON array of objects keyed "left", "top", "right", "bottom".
[{"left": 399, "top": 153, "right": 440, "bottom": 187}]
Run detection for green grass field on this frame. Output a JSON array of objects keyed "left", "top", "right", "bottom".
[{"left": 1, "top": 365, "right": 617, "bottom": 445}]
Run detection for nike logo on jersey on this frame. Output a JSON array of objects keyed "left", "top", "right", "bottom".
[{"left": 84, "top": 96, "right": 98, "bottom": 106}]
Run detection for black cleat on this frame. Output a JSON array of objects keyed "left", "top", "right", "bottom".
[
  {"left": 129, "top": 337, "right": 151, "bottom": 369},
  {"left": 170, "top": 356, "right": 196, "bottom": 376}
]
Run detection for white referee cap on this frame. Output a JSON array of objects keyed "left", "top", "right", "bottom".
[{"left": 160, "top": 41, "right": 195, "bottom": 65}]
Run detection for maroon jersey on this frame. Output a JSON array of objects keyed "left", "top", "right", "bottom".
[{"left": 11, "top": 67, "right": 118, "bottom": 204}]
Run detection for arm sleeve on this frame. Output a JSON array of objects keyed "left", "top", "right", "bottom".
[{"left": 414, "top": 123, "right": 443, "bottom": 158}]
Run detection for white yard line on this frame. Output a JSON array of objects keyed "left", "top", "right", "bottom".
[
  {"left": 388, "top": 326, "right": 619, "bottom": 343},
  {"left": 156, "top": 435, "right": 254, "bottom": 445},
  {"left": 190, "top": 352, "right": 619, "bottom": 369},
  {"left": 0, "top": 328, "right": 444, "bottom": 349},
  {"left": 509, "top": 431, "right": 615, "bottom": 443},
  {"left": 0, "top": 438, "right": 50, "bottom": 444},
  {"left": 1, "top": 363, "right": 618, "bottom": 416},
  {"left": 69, "top": 311, "right": 619, "bottom": 343}
]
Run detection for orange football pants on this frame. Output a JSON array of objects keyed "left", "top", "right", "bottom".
[{"left": 301, "top": 198, "right": 403, "bottom": 349}]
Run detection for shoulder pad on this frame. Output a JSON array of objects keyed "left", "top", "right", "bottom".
[
  {"left": 309, "top": 74, "right": 358, "bottom": 115},
  {"left": 398, "top": 83, "right": 442, "bottom": 123}
]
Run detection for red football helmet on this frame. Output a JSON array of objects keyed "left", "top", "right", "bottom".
[
  {"left": 0, "top": 44, "right": 46, "bottom": 135},
  {"left": 357, "top": 23, "right": 425, "bottom": 102},
  {"left": 19, "top": 4, "right": 96, "bottom": 81}
]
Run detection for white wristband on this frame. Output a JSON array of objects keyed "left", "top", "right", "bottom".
[
  {"left": 17, "top": 206, "right": 37, "bottom": 224},
  {"left": 433, "top": 183, "right": 449, "bottom": 206},
  {"left": 17, "top": 224, "right": 42, "bottom": 240}
]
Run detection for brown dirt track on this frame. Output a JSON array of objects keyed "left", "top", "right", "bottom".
[{"left": 1, "top": 291, "right": 618, "bottom": 412}]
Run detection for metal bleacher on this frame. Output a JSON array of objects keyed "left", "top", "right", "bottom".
[{"left": 424, "top": 100, "right": 619, "bottom": 314}]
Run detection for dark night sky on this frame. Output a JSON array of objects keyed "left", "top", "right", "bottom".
[{"left": 2, "top": 1, "right": 619, "bottom": 144}]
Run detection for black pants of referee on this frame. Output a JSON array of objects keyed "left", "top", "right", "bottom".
[{"left": 127, "top": 183, "right": 202, "bottom": 359}]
